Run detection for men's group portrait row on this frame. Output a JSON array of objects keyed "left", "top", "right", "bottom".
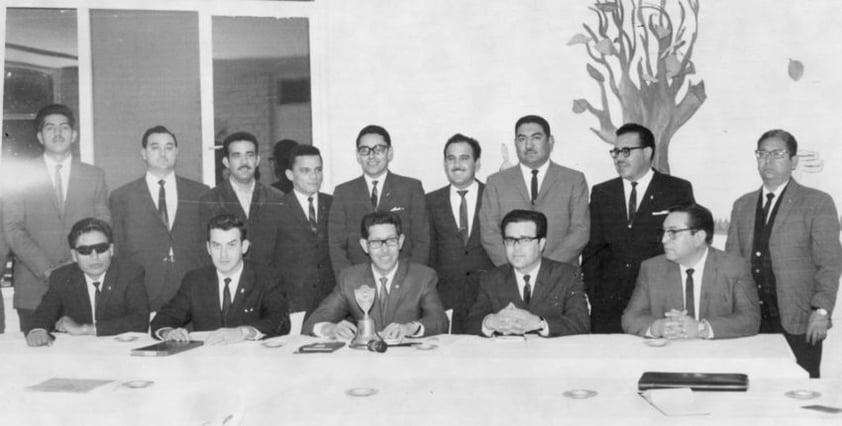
[{"left": 1, "top": 104, "right": 839, "bottom": 378}]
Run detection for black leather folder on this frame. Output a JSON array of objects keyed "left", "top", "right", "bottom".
[
  {"left": 130, "top": 341, "right": 203, "bottom": 357},
  {"left": 638, "top": 372, "right": 749, "bottom": 392}
]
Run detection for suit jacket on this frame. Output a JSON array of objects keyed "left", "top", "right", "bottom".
[
  {"left": 583, "top": 171, "right": 694, "bottom": 316},
  {"left": 427, "top": 183, "right": 494, "bottom": 333},
  {"left": 199, "top": 180, "right": 285, "bottom": 269},
  {"left": 622, "top": 248, "right": 761, "bottom": 339},
  {"left": 277, "top": 191, "right": 335, "bottom": 317},
  {"left": 2, "top": 158, "right": 110, "bottom": 309},
  {"left": 302, "top": 262, "right": 448, "bottom": 336},
  {"left": 26, "top": 258, "right": 149, "bottom": 336},
  {"left": 0, "top": 199, "right": 6, "bottom": 332},
  {"left": 479, "top": 162, "right": 589, "bottom": 266},
  {"left": 110, "top": 175, "right": 210, "bottom": 311},
  {"left": 150, "top": 262, "right": 290, "bottom": 337},
  {"left": 328, "top": 172, "right": 430, "bottom": 276},
  {"left": 725, "top": 179, "right": 842, "bottom": 334},
  {"left": 464, "top": 258, "right": 590, "bottom": 337}
]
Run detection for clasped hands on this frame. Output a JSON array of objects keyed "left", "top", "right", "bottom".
[
  {"left": 323, "top": 320, "right": 417, "bottom": 341},
  {"left": 163, "top": 327, "right": 255, "bottom": 345},
  {"left": 27, "top": 316, "right": 93, "bottom": 346},
  {"left": 484, "top": 303, "right": 542, "bottom": 335},
  {"left": 650, "top": 309, "right": 703, "bottom": 339}
]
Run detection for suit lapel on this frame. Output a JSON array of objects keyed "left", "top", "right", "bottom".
[
  {"left": 506, "top": 166, "right": 532, "bottom": 204},
  {"left": 96, "top": 268, "right": 118, "bottom": 317},
  {"left": 529, "top": 262, "right": 553, "bottom": 309},
  {"left": 380, "top": 173, "right": 395, "bottom": 210},
  {"left": 230, "top": 265, "right": 254, "bottom": 315},
  {"left": 359, "top": 267, "right": 385, "bottom": 328},
  {"left": 770, "top": 180, "right": 800, "bottom": 239},
  {"left": 699, "top": 250, "right": 718, "bottom": 318},
  {"left": 136, "top": 178, "right": 169, "bottom": 232},
  {"left": 537, "top": 163, "right": 561, "bottom": 202},
  {"left": 72, "top": 270, "right": 94, "bottom": 324},
  {"left": 605, "top": 178, "right": 628, "bottom": 225},
  {"left": 664, "top": 261, "right": 685, "bottom": 310},
  {"left": 635, "top": 170, "right": 661, "bottom": 218},
  {"left": 317, "top": 193, "right": 331, "bottom": 226},
  {"left": 286, "top": 192, "right": 313, "bottom": 232},
  {"left": 502, "top": 266, "right": 527, "bottom": 309},
  {"left": 353, "top": 177, "right": 375, "bottom": 212},
  {"left": 385, "top": 262, "right": 410, "bottom": 323},
  {"left": 38, "top": 160, "right": 63, "bottom": 218},
  {"left": 220, "top": 181, "right": 249, "bottom": 219}
]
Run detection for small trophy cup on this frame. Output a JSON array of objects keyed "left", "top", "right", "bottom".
[{"left": 350, "top": 285, "right": 382, "bottom": 349}]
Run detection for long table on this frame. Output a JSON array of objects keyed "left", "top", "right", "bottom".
[{"left": 0, "top": 333, "right": 837, "bottom": 425}]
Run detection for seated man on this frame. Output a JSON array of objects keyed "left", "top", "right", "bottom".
[
  {"left": 466, "top": 210, "right": 589, "bottom": 337},
  {"left": 150, "top": 214, "right": 289, "bottom": 344},
  {"left": 303, "top": 211, "right": 448, "bottom": 340},
  {"left": 622, "top": 204, "right": 760, "bottom": 339},
  {"left": 25, "top": 218, "right": 149, "bottom": 346}
]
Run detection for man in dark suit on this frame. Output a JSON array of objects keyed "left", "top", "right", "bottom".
[
  {"left": 276, "top": 145, "right": 335, "bottom": 321},
  {"left": 304, "top": 211, "right": 447, "bottom": 340},
  {"left": 200, "top": 132, "right": 284, "bottom": 269},
  {"left": 623, "top": 204, "right": 760, "bottom": 339},
  {"left": 25, "top": 218, "right": 149, "bottom": 346},
  {"left": 328, "top": 125, "right": 429, "bottom": 277},
  {"left": 3, "top": 104, "right": 110, "bottom": 332},
  {"left": 427, "top": 134, "right": 494, "bottom": 333},
  {"left": 583, "top": 123, "right": 695, "bottom": 333},
  {"left": 725, "top": 129, "right": 841, "bottom": 378},
  {"left": 480, "top": 115, "right": 589, "bottom": 267},
  {"left": 465, "top": 210, "right": 589, "bottom": 337},
  {"left": 270, "top": 139, "right": 298, "bottom": 193},
  {"left": 151, "top": 214, "right": 289, "bottom": 344},
  {"left": 110, "top": 125, "right": 209, "bottom": 311}
]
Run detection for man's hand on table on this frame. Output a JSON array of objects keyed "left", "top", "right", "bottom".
[
  {"left": 323, "top": 320, "right": 357, "bottom": 340},
  {"left": 381, "top": 322, "right": 418, "bottom": 341},
  {"left": 206, "top": 327, "right": 255, "bottom": 345},
  {"left": 485, "top": 303, "right": 541, "bottom": 335},
  {"left": 26, "top": 329, "right": 53, "bottom": 347},
  {"left": 162, "top": 327, "right": 191, "bottom": 342},
  {"left": 54, "top": 316, "right": 94, "bottom": 336}
]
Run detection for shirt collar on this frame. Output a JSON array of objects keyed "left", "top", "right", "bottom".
[
  {"left": 145, "top": 171, "right": 176, "bottom": 187},
  {"left": 293, "top": 188, "right": 318, "bottom": 206},
  {"left": 216, "top": 261, "right": 245, "bottom": 285},
  {"left": 627, "top": 167, "right": 653, "bottom": 186},
  {"left": 229, "top": 176, "right": 256, "bottom": 195},
  {"left": 43, "top": 154, "right": 72, "bottom": 169},
  {"left": 84, "top": 271, "right": 106, "bottom": 286},
  {"left": 519, "top": 160, "right": 550, "bottom": 177},
  {"left": 371, "top": 261, "right": 399, "bottom": 284},
  {"left": 364, "top": 170, "right": 389, "bottom": 188},
  {"left": 680, "top": 246, "right": 709, "bottom": 272},
  {"left": 762, "top": 179, "right": 790, "bottom": 199},
  {"left": 514, "top": 260, "right": 542, "bottom": 280},
  {"left": 450, "top": 179, "right": 479, "bottom": 196}
]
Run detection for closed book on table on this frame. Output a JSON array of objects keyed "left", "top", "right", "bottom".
[
  {"left": 130, "top": 341, "right": 203, "bottom": 357},
  {"left": 638, "top": 372, "right": 748, "bottom": 392}
]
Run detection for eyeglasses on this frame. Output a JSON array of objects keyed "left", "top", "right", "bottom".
[
  {"left": 367, "top": 237, "right": 400, "bottom": 249},
  {"left": 658, "top": 228, "right": 695, "bottom": 240},
  {"left": 357, "top": 145, "right": 390, "bottom": 156},
  {"left": 754, "top": 149, "right": 790, "bottom": 160},
  {"left": 75, "top": 242, "right": 110, "bottom": 255},
  {"left": 503, "top": 236, "right": 540, "bottom": 247},
  {"left": 609, "top": 146, "right": 646, "bottom": 159}
]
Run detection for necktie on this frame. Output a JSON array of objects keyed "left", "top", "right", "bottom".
[
  {"left": 92, "top": 281, "right": 101, "bottom": 321},
  {"left": 379, "top": 277, "right": 389, "bottom": 315},
  {"left": 523, "top": 274, "right": 532, "bottom": 305},
  {"left": 685, "top": 269, "right": 695, "bottom": 319},
  {"left": 628, "top": 181, "right": 638, "bottom": 225},
  {"left": 457, "top": 190, "right": 469, "bottom": 245},
  {"left": 222, "top": 277, "right": 232, "bottom": 326},
  {"left": 762, "top": 193, "right": 775, "bottom": 224},
  {"left": 307, "top": 196, "right": 318, "bottom": 233},
  {"left": 530, "top": 169, "right": 539, "bottom": 205},
  {"left": 158, "top": 179, "right": 169, "bottom": 230},
  {"left": 54, "top": 164, "right": 64, "bottom": 213},
  {"left": 371, "top": 180, "right": 379, "bottom": 209}
]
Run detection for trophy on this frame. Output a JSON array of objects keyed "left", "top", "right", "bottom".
[{"left": 350, "top": 285, "right": 383, "bottom": 349}]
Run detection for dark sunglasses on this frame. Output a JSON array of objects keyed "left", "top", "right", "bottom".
[{"left": 75, "top": 242, "right": 110, "bottom": 255}]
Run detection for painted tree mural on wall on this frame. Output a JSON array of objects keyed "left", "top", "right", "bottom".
[{"left": 570, "top": 0, "right": 704, "bottom": 174}]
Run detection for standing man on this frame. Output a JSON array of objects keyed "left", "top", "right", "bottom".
[
  {"left": 465, "top": 210, "right": 589, "bottom": 337},
  {"left": 328, "top": 125, "right": 429, "bottom": 276},
  {"left": 480, "top": 115, "right": 589, "bottom": 266},
  {"left": 583, "top": 123, "right": 695, "bottom": 333},
  {"left": 270, "top": 139, "right": 298, "bottom": 193},
  {"left": 3, "top": 104, "right": 110, "bottom": 332},
  {"left": 200, "top": 132, "right": 284, "bottom": 269},
  {"left": 276, "top": 145, "right": 335, "bottom": 320},
  {"left": 427, "top": 134, "right": 494, "bottom": 333},
  {"left": 622, "top": 204, "right": 760, "bottom": 340},
  {"left": 726, "top": 129, "right": 842, "bottom": 378},
  {"left": 109, "top": 125, "right": 209, "bottom": 311}
]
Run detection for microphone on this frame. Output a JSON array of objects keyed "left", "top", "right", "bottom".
[{"left": 366, "top": 340, "right": 387, "bottom": 353}]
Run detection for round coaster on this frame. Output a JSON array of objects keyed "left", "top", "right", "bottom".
[
  {"left": 122, "top": 380, "right": 154, "bottom": 389},
  {"left": 413, "top": 343, "right": 438, "bottom": 351},
  {"left": 562, "top": 389, "right": 598, "bottom": 399},
  {"left": 784, "top": 389, "right": 821, "bottom": 400},
  {"left": 261, "top": 340, "right": 285, "bottom": 348},
  {"left": 114, "top": 335, "right": 138, "bottom": 342},
  {"left": 644, "top": 338, "right": 668, "bottom": 347},
  {"left": 346, "top": 387, "right": 378, "bottom": 397}
]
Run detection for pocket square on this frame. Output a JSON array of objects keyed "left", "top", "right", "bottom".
[
  {"left": 652, "top": 210, "right": 669, "bottom": 216},
  {"left": 390, "top": 206, "right": 405, "bottom": 212}
]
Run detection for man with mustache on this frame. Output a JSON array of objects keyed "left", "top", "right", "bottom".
[
  {"left": 200, "top": 132, "right": 285, "bottom": 270},
  {"left": 583, "top": 123, "right": 695, "bottom": 333},
  {"left": 3, "top": 104, "right": 110, "bottom": 332},
  {"left": 479, "top": 115, "right": 589, "bottom": 268}
]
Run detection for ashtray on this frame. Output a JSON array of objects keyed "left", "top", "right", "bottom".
[
  {"left": 413, "top": 343, "right": 438, "bottom": 351},
  {"left": 261, "top": 340, "right": 286, "bottom": 348},
  {"left": 562, "top": 389, "right": 598, "bottom": 399},
  {"left": 121, "top": 380, "right": 154, "bottom": 389},
  {"left": 785, "top": 389, "right": 821, "bottom": 400},
  {"left": 346, "top": 387, "right": 378, "bottom": 397},
  {"left": 114, "top": 335, "right": 139, "bottom": 342},
  {"left": 643, "top": 338, "right": 668, "bottom": 347}
]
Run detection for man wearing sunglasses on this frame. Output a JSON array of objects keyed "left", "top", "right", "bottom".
[
  {"left": 622, "top": 204, "right": 760, "bottom": 340},
  {"left": 583, "top": 123, "right": 695, "bottom": 334},
  {"left": 305, "top": 211, "right": 447, "bottom": 340},
  {"left": 725, "top": 129, "right": 841, "bottom": 378},
  {"left": 25, "top": 218, "right": 149, "bottom": 346},
  {"left": 328, "top": 125, "right": 430, "bottom": 278},
  {"left": 465, "top": 210, "right": 589, "bottom": 337}
]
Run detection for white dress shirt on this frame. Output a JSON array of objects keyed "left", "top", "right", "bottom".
[
  {"left": 364, "top": 170, "right": 389, "bottom": 207},
  {"left": 43, "top": 154, "right": 71, "bottom": 203},
  {"left": 622, "top": 168, "right": 654, "bottom": 216},
  {"left": 680, "top": 247, "right": 708, "bottom": 321},
  {"left": 145, "top": 171, "right": 178, "bottom": 229},
  {"left": 216, "top": 262, "right": 245, "bottom": 311},
  {"left": 293, "top": 189, "right": 318, "bottom": 222},
  {"left": 761, "top": 179, "right": 790, "bottom": 222},
  {"left": 229, "top": 177, "right": 255, "bottom": 218},
  {"left": 449, "top": 180, "right": 479, "bottom": 236},
  {"left": 84, "top": 272, "right": 106, "bottom": 326},
  {"left": 519, "top": 161, "right": 549, "bottom": 197}
]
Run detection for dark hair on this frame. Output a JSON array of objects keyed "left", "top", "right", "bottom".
[
  {"left": 35, "top": 104, "right": 76, "bottom": 132},
  {"left": 757, "top": 129, "right": 798, "bottom": 157},
  {"left": 67, "top": 218, "right": 113, "bottom": 248},
  {"left": 500, "top": 209, "right": 548, "bottom": 239},
  {"left": 668, "top": 203, "right": 714, "bottom": 244},
  {"left": 287, "top": 144, "right": 322, "bottom": 170},
  {"left": 272, "top": 139, "right": 299, "bottom": 176},
  {"left": 142, "top": 125, "right": 178, "bottom": 148},
  {"left": 356, "top": 125, "right": 391, "bottom": 147},
  {"left": 222, "top": 131, "right": 259, "bottom": 157},
  {"left": 360, "top": 211, "right": 402, "bottom": 239},
  {"left": 514, "top": 115, "right": 550, "bottom": 137},
  {"left": 443, "top": 133, "right": 482, "bottom": 160},
  {"left": 616, "top": 122, "right": 655, "bottom": 161},
  {"left": 207, "top": 214, "right": 248, "bottom": 241}
]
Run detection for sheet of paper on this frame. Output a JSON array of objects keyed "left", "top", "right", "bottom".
[
  {"left": 28, "top": 378, "right": 114, "bottom": 393},
  {"left": 640, "top": 388, "right": 710, "bottom": 416}
]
